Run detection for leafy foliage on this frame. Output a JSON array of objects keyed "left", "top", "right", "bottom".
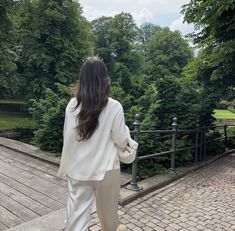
[
  {"left": 92, "top": 12, "right": 143, "bottom": 79},
  {"left": 227, "top": 126, "right": 235, "bottom": 148},
  {"left": 0, "top": 0, "right": 23, "bottom": 98},
  {"left": 137, "top": 23, "right": 162, "bottom": 45},
  {"left": 182, "top": 0, "right": 235, "bottom": 97},
  {"left": 146, "top": 27, "right": 193, "bottom": 80},
  {"left": 28, "top": 83, "right": 71, "bottom": 153},
  {"left": 19, "top": 0, "right": 92, "bottom": 99},
  {"left": 206, "top": 131, "right": 225, "bottom": 155}
]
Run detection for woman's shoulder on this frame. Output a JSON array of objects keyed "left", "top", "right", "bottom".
[
  {"left": 65, "top": 97, "right": 77, "bottom": 111},
  {"left": 69, "top": 97, "right": 77, "bottom": 104},
  {"left": 108, "top": 97, "right": 123, "bottom": 109}
]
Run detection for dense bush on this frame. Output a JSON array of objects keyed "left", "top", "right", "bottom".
[
  {"left": 14, "top": 127, "right": 36, "bottom": 144},
  {"left": 28, "top": 83, "right": 71, "bottom": 153},
  {"left": 216, "top": 100, "right": 235, "bottom": 110},
  {"left": 227, "top": 107, "right": 235, "bottom": 114},
  {"left": 0, "top": 101, "right": 27, "bottom": 113},
  {"left": 206, "top": 131, "right": 225, "bottom": 155},
  {"left": 216, "top": 100, "right": 230, "bottom": 109},
  {"left": 227, "top": 126, "right": 235, "bottom": 148}
]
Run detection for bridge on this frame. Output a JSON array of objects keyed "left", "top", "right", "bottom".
[{"left": 0, "top": 137, "right": 234, "bottom": 231}]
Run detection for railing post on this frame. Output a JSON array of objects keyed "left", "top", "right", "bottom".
[
  {"left": 126, "top": 113, "right": 142, "bottom": 191},
  {"left": 203, "top": 127, "right": 206, "bottom": 159},
  {"left": 194, "top": 119, "right": 199, "bottom": 163},
  {"left": 169, "top": 117, "right": 177, "bottom": 174},
  {"left": 224, "top": 124, "right": 227, "bottom": 150},
  {"left": 199, "top": 127, "right": 203, "bottom": 160}
]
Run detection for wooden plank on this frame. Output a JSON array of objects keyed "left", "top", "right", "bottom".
[
  {"left": 0, "top": 191, "right": 38, "bottom": 221},
  {"left": 0, "top": 146, "right": 59, "bottom": 175},
  {"left": 0, "top": 160, "right": 67, "bottom": 201},
  {"left": 0, "top": 204, "right": 23, "bottom": 229},
  {"left": 0, "top": 173, "right": 64, "bottom": 210},
  {"left": 0, "top": 151, "right": 67, "bottom": 188},
  {"left": 0, "top": 181, "right": 52, "bottom": 216},
  {"left": 0, "top": 221, "right": 8, "bottom": 231}
]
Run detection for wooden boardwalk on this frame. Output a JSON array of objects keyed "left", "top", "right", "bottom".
[{"left": 0, "top": 145, "right": 67, "bottom": 230}]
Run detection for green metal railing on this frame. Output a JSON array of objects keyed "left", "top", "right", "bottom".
[{"left": 126, "top": 114, "right": 235, "bottom": 191}]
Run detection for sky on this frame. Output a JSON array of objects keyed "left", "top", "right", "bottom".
[{"left": 79, "top": 0, "right": 194, "bottom": 36}]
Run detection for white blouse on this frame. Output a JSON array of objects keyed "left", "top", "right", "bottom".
[{"left": 58, "top": 97, "right": 129, "bottom": 181}]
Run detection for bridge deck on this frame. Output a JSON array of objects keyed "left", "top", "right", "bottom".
[
  {"left": 0, "top": 145, "right": 67, "bottom": 230},
  {"left": 0, "top": 138, "right": 234, "bottom": 231}
]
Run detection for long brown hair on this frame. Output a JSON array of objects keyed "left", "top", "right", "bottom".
[{"left": 72, "top": 57, "right": 111, "bottom": 141}]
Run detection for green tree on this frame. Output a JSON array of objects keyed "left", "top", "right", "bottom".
[
  {"left": 137, "top": 22, "right": 162, "bottom": 59},
  {"left": 146, "top": 27, "right": 193, "bottom": 80},
  {"left": 0, "top": 0, "right": 23, "bottom": 98},
  {"left": 91, "top": 16, "right": 113, "bottom": 71},
  {"left": 138, "top": 23, "right": 162, "bottom": 45},
  {"left": 182, "top": 0, "right": 235, "bottom": 97},
  {"left": 155, "top": 77, "right": 181, "bottom": 128},
  {"left": 92, "top": 12, "right": 143, "bottom": 79},
  {"left": 19, "top": 0, "right": 92, "bottom": 99},
  {"left": 108, "top": 13, "right": 137, "bottom": 65},
  {"left": 28, "top": 83, "right": 71, "bottom": 153}
]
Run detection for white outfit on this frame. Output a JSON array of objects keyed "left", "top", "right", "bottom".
[
  {"left": 58, "top": 97, "right": 131, "bottom": 231},
  {"left": 58, "top": 97, "right": 129, "bottom": 181},
  {"left": 66, "top": 169, "right": 121, "bottom": 231}
]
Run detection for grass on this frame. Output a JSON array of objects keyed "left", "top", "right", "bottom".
[
  {"left": 0, "top": 111, "right": 37, "bottom": 130},
  {"left": 213, "top": 109, "right": 235, "bottom": 119}
]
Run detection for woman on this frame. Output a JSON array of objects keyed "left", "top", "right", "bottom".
[{"left": 58, "top": 57, "right": 132, "bottom": 231}]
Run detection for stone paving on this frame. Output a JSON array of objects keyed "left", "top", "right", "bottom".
[{"left": 89, "top": 153, "right": 235, "bottom": 231}]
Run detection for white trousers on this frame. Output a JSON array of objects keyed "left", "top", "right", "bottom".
[{"left": 66, "top": 169, "right": 121, "bottom": 231}]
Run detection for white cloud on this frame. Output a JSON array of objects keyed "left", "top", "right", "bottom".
[
  {"left": 138, "top": 0, "right": 159, "bottom": 6},
  {"left": 79, "top": 0, "right": 194, "bottom": 35},
  {"left": 170, "top": 15, "right": 194, "bottom": 35},
  {"left": 82, "top": 5, "right": 154, "bottom": 26},
  {"left": 131, "top": 8, "right": 154, "bottom": 26},
  {"left": 82, "top": 5, "right": 119, "bottom": 21},
  {"left": 138, "top": 0, "right": 189, "bottom": 13}
]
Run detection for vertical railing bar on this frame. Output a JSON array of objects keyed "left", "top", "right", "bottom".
[
  {"left": 199, "top": 128, "right": 203, "bottom": 160},
  {"left": 202, "top": 127, "right": 206, "bottom": 160},
  {"left": 194, "top": 119, "right": 199, "bottom": 163},
  {"left": 224, "top": 124, "right": 227, "bottom": 150},
  {"left": 169, "top": 117, "right": 177, "bottom": 174},
  {"left": 126, "top": 113, "right": 142, "bottom": 191}
]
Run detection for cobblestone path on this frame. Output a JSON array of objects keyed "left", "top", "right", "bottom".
[{"left": 89, "top": 153, "right": 235, "bottom": 231}]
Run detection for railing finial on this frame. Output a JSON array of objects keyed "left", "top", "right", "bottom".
[
  {"left": 172, "top": 117, "right": 178, "bottom": 127},
  {"left": 134, "top": 113, "right": 141, "bottom": 126}
]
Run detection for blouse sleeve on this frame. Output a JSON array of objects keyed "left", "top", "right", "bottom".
[
  {"left": 111, "top": 103, "right": 129, "bottom": 149},
  {"left": 63, "top": 113, "right": 67, "bottom": 138}
]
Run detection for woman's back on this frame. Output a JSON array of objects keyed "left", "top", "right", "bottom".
[{"left": 58, "top": 96, "right": 128, "bottom": 180}]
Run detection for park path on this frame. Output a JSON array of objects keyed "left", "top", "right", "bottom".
[{"left": 89, "top": 153, "right": 235, "bottom": 231}]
